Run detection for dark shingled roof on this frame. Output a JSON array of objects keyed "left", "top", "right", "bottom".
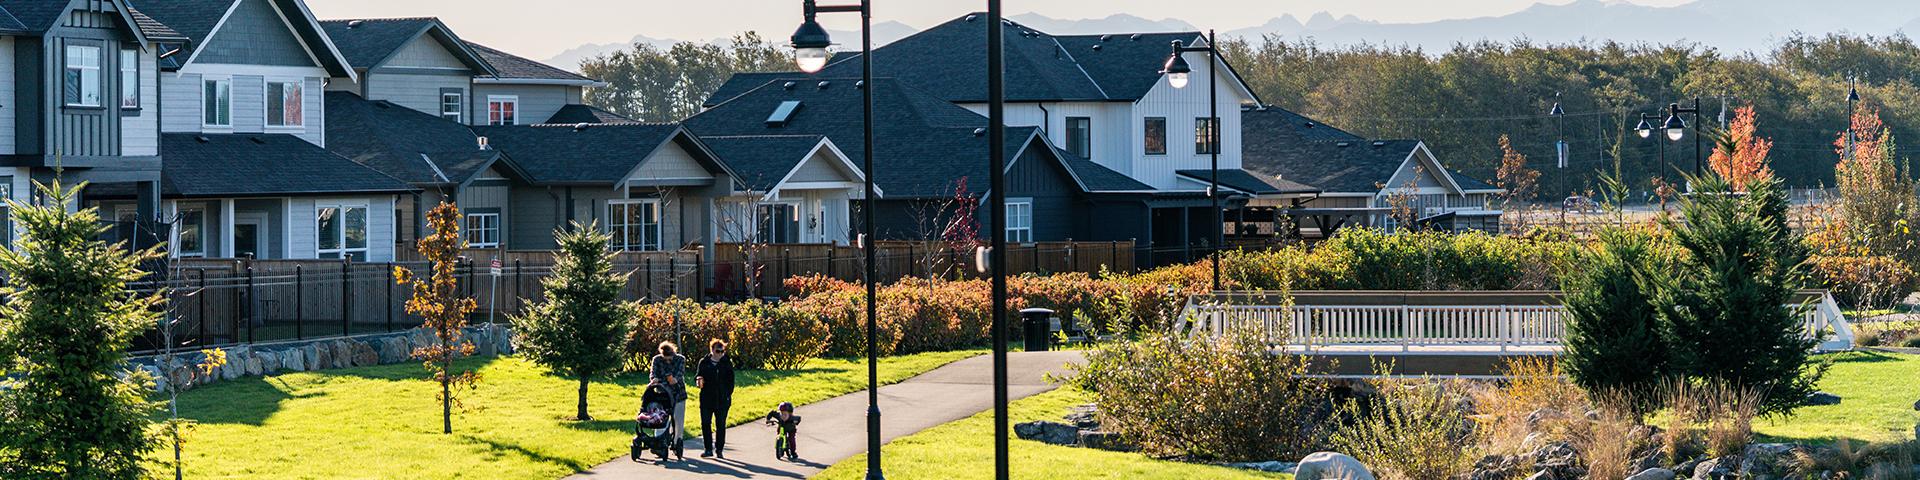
[
  {"left": 0, "top": 6, "right": 25, "bottom": 32},
  {"left": 544, "top": 104, "right": 634, "bottom": 124},
  {"left": 318, "top": 18, "right": 491, "bottom": 74},
  {"left": 130, "top": 0, "right": 352, "bottom": 76},
  {"left": 1177, "top": 169, "right": 1318, "bottom": 195},
  {"left": 160, "top": 133, "right": 413, "bottom": 197},
  {"left": 1244, "top": 138, "right": 1421, "bottom": 194},
  {"left": 324, "top": 91, "right": 501, "bottom": 185},
  {"left": 1244, "top": 106, "right": 1363, "bottom": 142},
  {"left": 0, "top": 1, "right": 79, "bottom": 33},
  {"left": 1449, "top": 169, "right": 1500, "bottom": 191},
  {"left": 706, "top": 72, "right": 792, "bottom": 107},
  {"left": 472, "top": 123, "right": 712, "bottom": 185},
  {"left": 467, "top": 41, "right": 597, "bottom": 83},
  {"left": 686, "top": 76, "right": 1109, "bottom": 198},
  {"left": 698, "top": 135, "right": 832, "bottom": 191},
  {"left": 125, "top": 0, "right": 228, "bottom": 44},
  {"left": 127, "top": 8, "right": 186, "bottom": 40}
]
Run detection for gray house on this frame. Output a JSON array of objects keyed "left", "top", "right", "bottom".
[{"left": 1242, "top": 106, "right": 1504, "bottom": 234}]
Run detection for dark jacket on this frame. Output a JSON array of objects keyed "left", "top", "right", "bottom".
[
  {"left": 696, "top": 355, "right": 737, "bottom": 404},
  {"left": 650, "top": 353, "right": 688, "bottom": 401}
]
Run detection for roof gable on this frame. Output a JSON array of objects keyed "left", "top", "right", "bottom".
[
  {"left": 474, "top": 123, "right": 726, "bottom": 186},
  {"left": 323, "top": 91, "right": 499, "bottom": 185},
  {"left": 467, "top": 41, "right": 596, "bottom": 84},
  {"left": 161, "top": 133, "right": 413, "bottom": 196},
  {"left": 131, "top": 0, "right": 352, "bottom": 78},
  {"left": 318, "top": 18, "right": 492, "bottom": 74},
  {"left": 1, "top": 0, "right": 152, "bottom": 44},
  {"left": 193, "top": 0, "right": 315, "bottom": 67}
]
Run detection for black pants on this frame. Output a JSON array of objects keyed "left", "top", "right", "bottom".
[{"left": 700, "top": 401, "right": 730, "bottom": 453}]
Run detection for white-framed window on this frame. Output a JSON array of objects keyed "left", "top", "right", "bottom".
[
  {"left": 464, "top": 212, "right": 500, "bottom": 248},
  {"left": 203, "top": 78, "right": 232, "bottom": 127},
  {"left": 64, "top": 44, "right": 102, "bottom": 107},
  {"left": 440, "top": 91, "right": 464, "bottom": 122},
  {"left": 1065, "top": 117, "right": 1091, "bottom": 158},
  {"left": 487, "top": 95, "right": 518, "bottom": 126},
  {"left": 608, "top": 199, "right": 660, "bottom": 251},
  {"left": 756, "top": 202, "right": 800, "bottom": 244},
  {"left": 176, "top": 206, "right": 206, "bottom": 257},
  {"left": 0, "top": 177, "right": 13, "bottom": 250},
  {"left": 266, "top": 80, "right": 303, "bottom": 128},
  {"left": 1006, "top": 200, "right": 1033, "bottom": 243},
  {"left": 316, "top": 203, "right": 368, "bottom": 259},
  {"left": 119, "top": 49, "right": 139, "bottom": 109}
]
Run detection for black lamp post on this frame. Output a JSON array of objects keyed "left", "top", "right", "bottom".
[
  {"left": 1635, "top": 113, "right": 1669, "bottom": 176},
  {"left": 1159, "top": 31, "right": 1222, "bottom": 291},
  {"left": 1662, "top": 98, "right": 1703, "bottom": 178},
  {"left": 985, "top": 3, "right": 1011, "bottom": 480},
  {"left": 790, "top": 2, "right": 882, "bottom": 478},
  {"left": 1550, "top": 101, "right": 1565, "bottom": 220},
  {"left": 1845, "top": 79, "right": 1860, "bottom": 162}
]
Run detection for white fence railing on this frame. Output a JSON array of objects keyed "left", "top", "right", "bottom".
[{"left": 1179, "top": 290, "right": 1855, "bottom": 353}]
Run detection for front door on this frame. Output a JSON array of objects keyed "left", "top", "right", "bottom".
[{"left": 233, "top": 213, "right": 267, "bottom": 259}]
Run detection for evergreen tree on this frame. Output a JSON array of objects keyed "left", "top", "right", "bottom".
[
  {"left": 512, "top": 222, "right": 633, "bottom": 421},
  {"left": 1561, "top": 225, "right": 1671, "bottom": 413},
  {"left": 0, "top": 182, "right": 163, "bottom": 479},
  {"left": 1656, "top": 175, "right": 1824, "bottom": 415}
]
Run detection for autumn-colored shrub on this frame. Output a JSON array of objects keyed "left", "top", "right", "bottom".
[
  {"left": 781, "top": 274, "right": 857, "bottom": 298},
  {"left": 1810, "top": 254, "right": 1917, "bottom": 310},
  {"left": 626, "top": 297, "right": 829, "bottom": 371},
  {"left": 882, "top": 278, "right": 1000, "bottom": 353}
]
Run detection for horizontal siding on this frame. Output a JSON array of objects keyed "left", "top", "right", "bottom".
[
  {"left": 288, "top": 197, "right": 315, "bottom": 258},
  {"left": 232, "top": 75, "right": 265, "bottom": 133},
  {"left": 366, "top": 72, "right": 467, "bottom": 119},
  {"left": 298, "top": 77, "right": 323, "bottom": 146},
  {"left": 0, "top": 37, "right": 13, "bottom": 155},
  {"left": 386, "top": 34, "right": 469, "bottom": 69},
  {"left": 630, "top": 142, "right": 712, "bottom": 181},
  {"left": 160, "top": 73, "right": 202, "bottom": 132},
  {"left": 121, "top": 46, "right": 159, "bottom": 155},
  {"left": 471, "top": 84, "right": 572, "bottom": 125}
]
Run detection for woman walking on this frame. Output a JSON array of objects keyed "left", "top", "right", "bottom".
[
  {"left": 695, "top": 339, "right": 737, "bottom": 458},
  {"left": 649, "top": 341, "right": 689, "bottom": 460}
]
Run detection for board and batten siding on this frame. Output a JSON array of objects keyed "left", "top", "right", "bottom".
[
  {"left": 287, "top": 196, "right": 397, "bottom": 262},
  {"left": 121, "top": 46, "right": 159, "bottom": 155},
  {"left": 0, "top": 36, "right": 14, "bottom": 155},
  {"left": 470, "top": 84, "right": 575, "bottom": 126},
  {"left": 1004, "top": 143, "right": 1082, "bottom": 242},
  {"left": 1131, "top": 49, "right": 1249, "bottom": 189},
  {"left": 49, "top": 36, "right": 124, "bottom": 157},
  {"left": 786, "top": 149, "right": 854, "bottom": 183},
  {"left": 962, "top": 102, "right": 1131, "bottom": 177},
  {"left": 507, "top": 184, "right": 563, "bottom": 249},
  {"left": 365, "top": 72, "right": 468, "bottom": 119}
]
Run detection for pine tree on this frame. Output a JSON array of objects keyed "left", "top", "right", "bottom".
[
  {"left": 1561, "top": 225, "right": 1671, "bottom": 413},
  {"left": 0, "top": 182, "right": 163, "bottom": 479},
  {"left": 394, "top": 202, "right": 479, "bottom": 434},
  {"left": 1656, "top": 175, "right": 1823, "bottom": 415},
  {"left": 512, "top": 222, "right": 633, "bottom": 421}
]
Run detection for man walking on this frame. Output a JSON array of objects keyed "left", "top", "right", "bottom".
[{"left": 695, "top": 339, "right": 737, "bottom": 458}]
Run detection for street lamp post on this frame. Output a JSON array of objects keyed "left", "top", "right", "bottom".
[
  {"left": 789, "top": 2, "right": 883, "bottom": 479},
  {"left": 1550, "top": 101, "right": 1565, "bottom": 223},
  {"left": 1846, "top": 79, "right": 1860, "bottom": 162},
  {"left": 1158, "top": 31, "right": 1222, "bottom": 291},
  {"left": 1635, "top": 113, "right": 1668, "bottom": 176},
  {"left": 985, "top": 2, "right": 1011, "bottom": 479},
  {"left": 1662, "top": 98, "right": 1703, "bottom": 178}
]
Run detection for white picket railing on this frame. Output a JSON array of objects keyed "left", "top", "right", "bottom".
[{"left": 1179, "top": 290, "right": 1855, "bottom": 353}]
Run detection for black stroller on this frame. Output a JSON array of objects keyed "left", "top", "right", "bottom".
[{"left": 630, "top": 383, "right": 682, "bottom": 462}]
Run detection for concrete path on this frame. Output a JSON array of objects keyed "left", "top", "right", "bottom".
[{"left": 567, "top": 350, "right": 1086, "bottom": 479}]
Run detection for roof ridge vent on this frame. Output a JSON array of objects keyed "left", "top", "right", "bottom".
[
  {"left": 1372, "top": 141, "right": 1387, "bottom": 147},
  {"left": 782, "top": 81, "right": 796, "bottom": 90},
  {"left": 1099, "top": 34, "right": 1112, "bottom": 42},
  {"left": 346, "top": 19, "right": 364, "bottom": 28},
  {"left": 965, "top": 14, "right": 977, "bottom": 22},
  {"left": 1129, "top": 33, "right": 1142, "bottom": 41},
  {"left": 817, "top": 81, "right": 830, "bottom": 89},
  {"left": 1335, "top": 141, "right": 1352, "bottom": 147},
  {"left": 574, "top": 123, "right": 592, "bottom": 131}
]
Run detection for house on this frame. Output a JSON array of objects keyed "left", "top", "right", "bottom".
[
  {"left": 317, "top": 17, "right": 612, "bottom": 127},
  {"left": 0, "top": 0, "right": 178, "bottom": 249},
  {"left": 690, "top": 76, "right": 1197, "bottom": 263},
  {"left": 91, "top": 0, "right": 417, "bottom": 261},
  {"left": 696, "top": 134, "right": 868, "bottom": 245},
  {"left": 321, "top": 90, "right": 513, "bottom": 249},
  {"left": 1241, "top": 106, "right": 1504, "bottom": 234}
]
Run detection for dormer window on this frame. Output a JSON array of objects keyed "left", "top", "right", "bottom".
[{"left": 63, "top": 45, "right": 102, "bottom": 107}]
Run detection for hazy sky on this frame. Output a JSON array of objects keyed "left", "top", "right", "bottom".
[{"left": 305, "top": 0, "right": 1694, "bottom": 61}]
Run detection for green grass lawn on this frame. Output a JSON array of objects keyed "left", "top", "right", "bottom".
[
  {"left": 811, "top": 386, "right": 1292, "bottom": 480},
  {"left": 1756, "top": 350, "right": 1920, "bottom": 444},
  {"left": 158, "top": 350, "right": 982, "bottom": 480}
]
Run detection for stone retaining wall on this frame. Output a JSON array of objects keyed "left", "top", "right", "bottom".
[{"left": 130, "top": 324, "right": 515, "bottom": 393}]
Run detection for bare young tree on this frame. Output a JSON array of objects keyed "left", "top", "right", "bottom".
[{"left": 905, "top": 177, "right": 979, "bottom": 280}]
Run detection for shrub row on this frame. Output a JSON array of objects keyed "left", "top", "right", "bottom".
[{"left": 624, "top": 297, "right": 829, "bottom": 371}]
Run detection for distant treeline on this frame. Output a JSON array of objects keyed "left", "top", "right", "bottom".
[
  {"left": 582, "top": 31, "right": 1920, "bottom": 195},
  {"left": 1221, "top": 33, "right": 1920, "bottom": 194}
]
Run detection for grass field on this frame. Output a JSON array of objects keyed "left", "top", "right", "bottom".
[
  {"left": 157, "top": 350, "right": 982, "bottom": 479},
  {"left": 1756, "top": 350, "right": 1920, "bottom": 444},
  {"left": 811, "top": 386, "right": 1292, "bottom": 480}
]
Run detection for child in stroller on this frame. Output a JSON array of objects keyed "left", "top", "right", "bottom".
[
  {"left": 631, "top": 383, "right": 682, "bottom": 462},
  {"left": 763, "top": 402, "right": 802, "bottom": 461}
]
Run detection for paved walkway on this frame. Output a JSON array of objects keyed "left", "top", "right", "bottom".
[{"left": 567, "top": 350, "right": 1087, "bottom": 479}]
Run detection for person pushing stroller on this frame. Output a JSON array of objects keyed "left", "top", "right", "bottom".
[
  {"left": 763, "top": 402, "right": 802, "bottom": 461},
  {"left": 631, "top": 382, "right": 679, "bottom": 462}
]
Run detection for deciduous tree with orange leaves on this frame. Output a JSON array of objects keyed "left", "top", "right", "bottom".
[
  {"left": 1707, "top": 106, "right": 1775, "bottom": 190},
  {"left": 394, "top": 202, "right": 480, "bottom": 434}
]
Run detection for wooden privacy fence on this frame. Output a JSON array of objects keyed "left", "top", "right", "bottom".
[
  {"left": 705, "top": 240, "right": 1137, "bottom": 298},
  {"left": 1178, "top": 290, "right": 1855, "bottom": 353}
]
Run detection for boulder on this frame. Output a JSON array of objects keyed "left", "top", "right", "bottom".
[
  {"left": 1226, "top": 461, "right": 1297, "bottom": 473},
  {"left": 1691, "top": 458, "right": 1731, "bottom": 480},
  {"left": 1295, "top": 452, "right": 1375, "bottom": 480},
  {"left": 1531, "top": 441, "right": 1580, "bottom": 468},
  {"left": 219, "top": 350, "right": 245, "bottom": 380},
  {"left": 351, "top": 341, "right": 379, "bottom": 367},
  {"left": 281, "top": 349, "right": 305, "bottom": 372},
  {"left": 1804, "top": 392, "right": 1841, "bottom": 406},
  {"left": 1470, "top": 454, "right": 1522, "bottom": 480},
  {"left": 379, "top": 337, "right": 410, "bottom": 364},
  {"left": 1739, "top": 443, "right": 1801, "bottom": 477},
  {"left": 167, "top": 364, "right": 196, "bottom": 390},
  {"left": 309, "top": 344, "right": 330, "bottom": 371},
  {"left": 1013, "top": 421, "right": 1078, "bottom": 446},
  {"left": 254, "top": 351, "right": 277, "bottom": 375},
  {"left": 329, "top": 340, "right": 353, "bottom": 369},
  {"left": 243, "top": 353, "right": 264, "bottom": 376},
  {"left": 1626, "top": 467, "right": 1675, "bottom": 480},
  {"left": 1065, "top": 404, "right": 1100, "bottom": 429},
  {"left": 1076, "top": 430, "right": 1129, "bottom": 451}
]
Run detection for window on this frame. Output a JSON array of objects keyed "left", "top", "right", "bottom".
[
  {"left": 177, "top": 207, "right": 205, "bottom": 257},
  {"left": 0, "top": 177, "right": 12, "bottom": 250},
  {"left": 64, "top": 45, "right": 102, "bottom": 107},
  {"left": 756, "top": 203, "right": 800, "bottom": 244},
  {"left": 119, "top": 49, "right": 139, "bottom": 109},
  {"left": 487, "top": 96, "right": 518, "bottom": 126},
  {"left": 203, "top": 78, "right": 231, "bottom": 127},
  {"left": 317, "top": 204, "right": 368, "bottom": 259},
  {"left": 1194, "top": 117, "right": 1219, "bottom": 154},
  {"left": 1144, "top": 117, "right": 1167, "bottom": 155},
  {"left": 1006, "top": 200, "right": 1033, "bottom": 243},
  {"left": 1064, "top": 117, "right": 1091, "bottom": 158},
  {"left": 608, "top": 200, "right": 660, "bottom": 251},
  {"left": 465, "top": 212, "right": 500, "bottom": 248},
  {"left": 440, "top": 90, "right": 464, "bottom": 122},
  {"left": 266, "top": 80, "right": 303, "bottom": 127}
]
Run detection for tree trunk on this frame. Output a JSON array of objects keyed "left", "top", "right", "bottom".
[
  {"left": 442, "top": 356, "right": 453, "bottom": 434},
  {"left": 577, "top": 376, "right": 592, "bottom": 421}
]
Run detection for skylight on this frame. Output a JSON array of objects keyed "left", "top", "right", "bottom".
[{"left": 766, "top": 100, "right": 802, "bottom": 127}]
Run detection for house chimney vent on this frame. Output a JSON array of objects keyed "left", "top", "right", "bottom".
[
  {"left": 195, "top": 135, "right": 210, "bottom": 143},
  {"left": 346, "top": 20, "right": 364, "bottom": 28},
  {"left": 782, "top": 81, "right": 796, "bottom": 90},
  {"left": 1091, "top": 45, "right": 1102, "bottom": 51},
  {"left": 972, "top": 127, "right": 986, "bottom": 137},
  {"left": 1099, "top": 34, "right": 1112, "bottom": 42},
  {"left": 1129, "top": 33, "right": 1142, "bottom": 41},
  {"left": 1372, "top": 141, "right": 1387, "bottom": 147},
  {"left": 1336, "top": 141, "right": 1352, "bottom": 148},
  {"left": 574, "top": 123, "right": 592, "bottom": 131},
  {"left": 477, "top": 136, "right": 490, "bottom": 151},
  {"left": 817, "top": 81, "right": 830, "bottom": 89},
  {"left": 965, "top": 14, "right": 977, "bottom": 22}
]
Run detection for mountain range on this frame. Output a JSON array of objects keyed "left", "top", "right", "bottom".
[{"left": 543, "top": 0, "right": 1920, "bottom": 71}]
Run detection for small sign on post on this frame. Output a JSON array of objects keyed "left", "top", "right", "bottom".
[
  {"left": 487, "top": 257, "right": 502, "bottom": 326},
  {"left": 489, "top": 258, "right": 503, "bottom": 277}
]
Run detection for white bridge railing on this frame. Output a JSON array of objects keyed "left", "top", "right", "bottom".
[{"left": 1178, "top": 290, "right": 1854, "bottom": 353}]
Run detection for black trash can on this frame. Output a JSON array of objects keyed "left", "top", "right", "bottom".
[{"left": 1020, "top": 308, "right": 1055, "bottom": 352}]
